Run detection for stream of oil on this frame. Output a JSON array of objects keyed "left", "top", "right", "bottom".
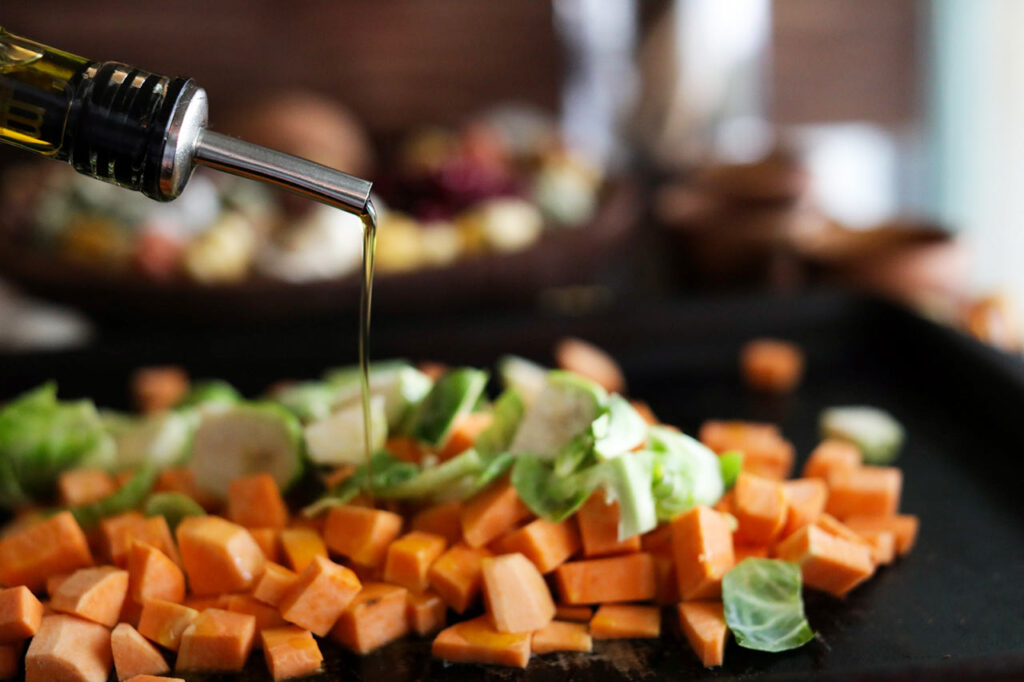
[{"left": 358, "top": 207, "right": 377, "bottom": 501}]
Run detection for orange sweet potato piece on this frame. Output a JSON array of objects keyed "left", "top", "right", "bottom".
[
  {"left": 555, "top": 553, "right": 657, "bottom": 605},
  {"left": 734, "top": 544, "right": 769, "bottom": 563},
  {"left": 630, "top": 400, "right": 659, "bottom": 425},
  {"left": 803, "top": 439, "right": 861, "bottom": 481},
  {"left": 46, "top": 573, "right": 70, "bottom": 598},
  {"left": 652, "top": 553, "right": 679, "bottom": 605},
  {"left": 678, "top": 601, "right": 727, "bottom": 667},
  {"left": 671, "top": 506, "right": 735, "bottom": 600},
  {"left": 50, "top": 566, "right": 128, "bottom": 627},
  {"left": 427, "top": 542, "right": 492, "bottom": 613},
  {"left": 493, "top": 518, "right": 580, "bottom": 573},
  {"left": 125, "top": 676, "right": 185, "bottom": 682},
  {"left": 554, "top": 605, "right": 592, "bottom": 622},
  {"left": 733, "top": 473, "right": 787, "bottom": 545},
  {"left": 323, "top": 505, "right": 403, "bottom": 567},
  {"left": 590, "top": 604, "right": 660, "bottom": 639},
  {"left": 279, "top": 555, "right": 361, "bottom": 636},
  {"left": 136, "top": 600, "right": 198, "bottom": 652},
  {"left": 153, "top": 468, "right": 216, "bottom": 511},
  {"left": 740, "top": 338, "right": 804, "bottom": 393},
  {"left": 279, "top": 527, "right": 327, "bottom": 574},
  {"left": 0, "top": 643, "right": 21, "bottom": 680},
  {"left": 176, "top": 516, "right": 266, "bottom": 595},
  {"left": 843, "top": 514, "right": 919, "bottom": 555},
  {"left": 554, "top": 338, "right": 626, "bottom": 394},
  {"left": 57, "top": 469, "right": 117, "bottom": 507},
  {"left": 181, "top": 596, "right": 226, "bottom": 612},
  {"left": 175, "top": 608, "right": 255, "bottom": 673},
  {"left": 128, "top": 542, "right": 185, "bottom": 605},
  {"left": 0, "top": 511, "right": 93, "bottom": 592},
  {"left": 132, "top": 366, "right": 188, "bottom": 414},
  {"left": 252, "top": 562, "right": 300, "bottom": 608},
  {"left": 699, "top": 421, "right": 794, "bottom": 479},
  {"left": 577, "top": 493, "right": 641, "bottom": 557},
  {"left": 385, "top": 436, "right": 427, "bottom": 464},
  {"left": 248, "top": 527, "right": 281, "bottom": 563},
  {"left": 101, "top": 514, "right": 180, "bottom": 569},
  {"left": 24, "top": 614, "right": 111, "bottom": 682},
  {"left": 782, "top": 478, "right": 828, "bottom": 536},
  {"left": 111, "top": 623, "right": 170, "bottom": 681},
  {"left": 640, "top": 523, "right": 674, "bottom": 554},
  {"left": 481, "top": 553, "right": 555, "bottom": 634},
  {"left": 531, "top": 620, "right": 592, "bottom": 654},
  {"left": 825, "top": 467, "right": 903, "bottom": 519},
  {"left": 261, "top": 626, "right": 323, "bottom": 681},
  {"left": 431, "top": 615, "right": 531, "bottom": 668},
  {"left": 775, "top": 524, "right": 874, "bottom": 597},
  {"left": 460, "top": 479, "right": 531, "bottom": 548},
  {"left": 331, "top": 582, "right": 410, "bottom": 653},
  {"left": 406, "top": 590, "right": 446, "bottom": 637},
  {"left": 224, "top": 594, "right": 287, "bottom": 635},
  {"left": 0, "top": 586, "right": 44, "bottom": 642},
  {"left": 227, "top": 474, "right": 288, "bottom": 530},
  {"left": 384, "top": 531, "right": 448, "bottom": 593},
  {"left": 438, "top": 412, "right": 493, "bottom": 461},
  {"left": 814, "top": 513, "right": 870, "bottom": 546},
  {"left": 411, "top": 501, "right": 463, "bottom": 545},
  {"left": 850, "top": 528, "right": 896, "bottom": 565}
]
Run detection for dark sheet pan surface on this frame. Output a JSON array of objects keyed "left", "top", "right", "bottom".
[{"left": 1, "top": 292, "right": 1022, "bottom": 681}]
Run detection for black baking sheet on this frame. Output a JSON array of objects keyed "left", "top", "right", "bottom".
[{"left": 1, "top": 291, "right": 1022, "bottom": 681}]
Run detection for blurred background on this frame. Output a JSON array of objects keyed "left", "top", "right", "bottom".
[{"left": 0, "top": 0, "right": 1021, "bottom": 354}]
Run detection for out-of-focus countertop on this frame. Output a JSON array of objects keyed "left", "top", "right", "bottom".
[{"left": 0, "top": 280, "right": 92, "bottom": 352}]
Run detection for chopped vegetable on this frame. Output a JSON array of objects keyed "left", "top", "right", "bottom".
[
  {"left": 427, "top": 543, "right": 492, "bottom": 614},
  {"left": 700, "top": 420, "right": 794, "bottom": 480},
  {"left": 554, "top": 337, "right": 626, "bottom": 394},
  {"left": 279, "top": 527, "right": 327, "bottom": 573},
  {"left": 278, "top": 556, "right": 361, "bottom": 636},
  {"left": 825, "top": 466, "right": 903, "bottom": 519},
  {"left": 136, "top": 599, "right": 198, "bottom": 651},
  {"left": 531, "top": 620, "right": 592, "bottom": 654},
  {"left": 332, "top": 582, "right": 410, "bottom": 653},
  {"left": 383, "top": 531, "right": 447, "bottom": 593},
  {"left": 820, "top": 406, "right": 905, "bottom": 464},
  {"left": 775, "top": 525, "right": 874, "bottom": 597},
  {"left": 497, "top": 355, "right": 547, "bottom": 406},
  {"left": 431, "top": 615, "right": 531, "bottom": 668},
  {"left": 460, "top": 478, "right": 532, "bottom": 548},
  {"left": 410, "top": 368, "right": 489, "bottom": 447},
  {"left": 142, "top": 493, "right": 204, "bottom": 531},
  {"left": 128, "top": 541, "right": 185, "bottom": 605},
  {"left": 722, "top": 558, "right": 815, "bottom": 652},
  {"left": 589, "top": 604, "right": 660, "bottom": 639},
  {"left": 733, "top": 472, "right": 787, "bottom": 546},
  {"left": 555, "top": 553, "right": 656, "bottom": 604},
  {"left": 252, "top": 562, "right": 300, "bottom": 608},
  {"left": 323, "top": 506, "right": 403, "bottom": 568},
  {"left": 740, "top": 339, "right": 804, "bottom": 394},
  {"left": 843, "top": 514, "right": 919, "bottom": 555},
  {"left": 577, "top": 492, "right": 641, "bottom": 557},
  {"left": 492, "top": 518, "right": 580, "bottom": 574},
  {"left": 509, "top": 371, "right": 606, "bottom": 458},
  {"left": 174, "top": 379, "right": 241, "bottom": 411},
  {"left": 50, "top": 566, "right": 128, "bottom": 627},
  {"left": 782, "top": 478, "right": 828, "bottom": 536},
  {"left": 0, "top": 511, "right": 93, "bottom": 592},
  {"left": 678, "top": 601, "right": 728, "bottom": 667},
  {"left": 802, "top": 439, "right": 861, "bottom": 481},
  {"left": 57, "top": 469, "right": 116, "bottom": 507},
  {"left": 474, "top": 389, "right": 524, "bottom": 456},
  {"left": 406, "top": 590, "right": 447, "bottom": 636},
  {"left": 25, "top": 614, "right": 111, "bottom": 682},
  {"left": 111, "top": 623, "right": 170, "bottom": 681},
  {"left": 303, "top": 396, "right": 387, "bottom": 466},
  {"left": 175, "top": 516, "right": 265, "bottom": 595},
  {"left": 175, "top": 608, "right": 255, "bottom": 673},
  {"left": 481, "top": 553, "right": 555, "bottom": 633},
  {"left": 69, "top": 462, "right": 160, "bottom": 530},
  {"left": 671, "top": 505, "right": 735, "bottom": 601},
  {"left": 261, "top": 626, "right": 323, "bottom": 681},
  {"left": 0, "top": 586, "right": 43, "bottom": 643},
  {"left": 411, "top": 500, "right": 463, "bottom": 545}
]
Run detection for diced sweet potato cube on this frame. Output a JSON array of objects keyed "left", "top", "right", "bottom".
[
  {"left": 279, "top": 527, "right": 327, "bottom": 574},
  {"left": 428, "top": 543, "right": 492, "bottom": 613},
  {"left": 111, "top": 623, "right": 170, "bottom": 681},
  {"left": 671, "top": 506, "right": 735, "bottom": 600},
  {"left": 227, "top": 474, "right": 288, "bottom": 529},
  {"left": 153, "top": 468, "right": 216, "bottom": 511},
  {"left": 46, "top": 573, "right": 70, "bottom": 598},
  {"left": 323, "top": 506, "right": 403, "bottom": 567},
  {"left": 384, "top": 437, "right": 427, "bottom": 464},
  {"left": 740, "top": 339, "right": 804, "bottom": 393},
  {"left": 554, "top": 605, "right": 592, "bottom": 622},
  {"left": 0, "top": 511, "right": 93, "bottom": 592},
  {"left": 782, "top": 478, "right": 828, "bottom": 536},
  {"left": 853, "top": 529, "right": 896, "bottom": 565},
  {"left": 176, "top": 516, "right": 265, "bottom": 595},
  {"left": 630, "top": 400, "right": 659, "bottom": 425},
  {"left": 577, "top": 493, "right": 640, "bottom": 558},
  {"left": 125, "top": 676, "right": 185, "bottom": 682},
  {"left": 101, "top": 514, "right": 180, "bottom": 568},
  {"left": 493, "top": 518, "right": 580, "bottom": 574},
  {"left": 181, "top": 596, "right": 225, "bottom": 612},
  {"left": 652, "top": 553, "right": 679, "bottom": 605},
  {"left": 262, "top": 626, "right": 323, "bottom": 682},
  {"left": 128, "top": 542, "right": 185, "bottom": 605},
  {"left": 438, "top": 412, "right": 493, "bottom": 460},
  {"left": 50, "top": 566, "right": 129, "bottom": 627},
  {"left": 25, "top": 614, "right": 111, "bottom": 682},
  {"left": 814, "top": 513, "right": 870, "bottom": 546},
  {"left": 137, "top": 600, "right": 198, "bottom": 652},
  {"left": 678, "top": 601, "right": 727, "bottom": 667},
  {"left": 640, "top": 523, "right": 674, "bottom": 554},
  {"left": 482, "top": 553, "right": 555, "bottom": 634},
  {"left": 699, "top": 421, "right": 794, "bottom": 479},
  {"left": 175, "top": 609, "right": 255, "bottom": 673},
  {"left": 775, "top": 525, "right": 874, "bottom": 597},
  {"left": 384, "top": 531, "right": 447, "bottom": 593},
  {"left": 843, "top": 514, "right": 919, "bottom": 555},
  {"left": 555, "top": 553, "right": 656, "bottom": 605},
  {"left": 531, "top": 621, "right": 592, "bottom": 654},
  {"left": 406, "top": 590, "right": 446, "bottom": 637},
  {"left": 57, "top": 469, "right": 117, "bottom": 507},
  {"left": 431, "top": 615, "right": 531, "bottom": 668},
  {"left": 224, "top": 594, "right": 287, "bottom": 637},
  {"left": 590, "top": 604, "right": 660, "bottom": 639},
  {"left": 733, "top": 473, "right": 787, "bottom": 545},
  {"left": 279, "top": 555, "right": 361, "bottom": 636},
  {"left": 411, "top": 501, "right": 463, "bottom": 545},
  {"left": 803, "top": 440, "right": 861, "bottom": 481},
  {"left": 331, "top": 582, "right": 410, "bottom": 653},
  {"left": 0, "top": 586, "right": 44, "bottom": 642},
  {"left": 734, "top": 544, "right": 769, "bottom": 563},
  {"left": 252, "top": 562, "right": 300, "bottom": 608},
  {"left": 555, "top": 338, "right": 626, "bottom": 394},
  {"left": 460, "top": 479, "right": 531, "bottom": 548},
  {"left": 825, "top": 467, "right": 903, "bottom": 519},
  {"left": 248, "top": 527, "right": 281, "bottom": 563}
]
